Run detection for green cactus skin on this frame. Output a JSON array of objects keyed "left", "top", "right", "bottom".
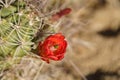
[
  {"left": 0, "top": 0, "right": 41, "bottom": 57},
  {"left": 0, "top": 1, "right": 55, "bottom": 76}
]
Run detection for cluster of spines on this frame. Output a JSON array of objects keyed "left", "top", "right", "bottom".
[{"left": 0, "top": 0, "right": 40, "bottom": 57}]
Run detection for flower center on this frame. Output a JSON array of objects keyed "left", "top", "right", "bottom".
[{"left": 50, "top": 45, "right": 59, "bottom": 51}]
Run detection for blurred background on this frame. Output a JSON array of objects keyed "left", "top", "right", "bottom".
[
  {"left": 38, "top": 0, "right": 120, "bottom": 80},
  {"left": 2, "top": 0, "right": 120, "bottom": 80}
]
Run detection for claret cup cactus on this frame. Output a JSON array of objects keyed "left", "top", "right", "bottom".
[
  {"left": 0, "top": 0, "right": 53, "bottom": 72},
  {"left": 0, "top": 0, "right": 41, "bottom": 57},
  {"left": 0, "top": 0, "right": 69, "bottom": 79}
]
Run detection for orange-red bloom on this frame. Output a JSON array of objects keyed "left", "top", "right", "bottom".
[{"left": 38, "top": 33, "right": 67, "bottom": 63}]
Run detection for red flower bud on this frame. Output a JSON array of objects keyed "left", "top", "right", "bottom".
[
  {"left": 51, "top": 8, "right": 72, "bottom": 21},
  {"left": 38, "top": 33, "right": 67, "bottom": 63}
]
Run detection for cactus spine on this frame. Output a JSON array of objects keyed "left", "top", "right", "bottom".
[{"left": 0, "top": 0, "right": 41, "bottom": 57}]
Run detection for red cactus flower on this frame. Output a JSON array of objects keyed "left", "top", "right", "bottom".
[
  {"left": 38, "top": 33, "right": 67, "bottom": 63},
  {"left": 51, "top": 8, "right": 72, "bottom": 21}
]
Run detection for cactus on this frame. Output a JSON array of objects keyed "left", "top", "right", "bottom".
[
  {"left": 0, "top": 0, "right": 54, "bottom": 75},
  {"left": 0, "top": 0, "right": 56, "bottom": 57},
  {"left": 0, "top": 0, "right": 69, "bottom": 79},
  {"left": 0, "top": 0, "right": 39, "bottom": 57}
]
